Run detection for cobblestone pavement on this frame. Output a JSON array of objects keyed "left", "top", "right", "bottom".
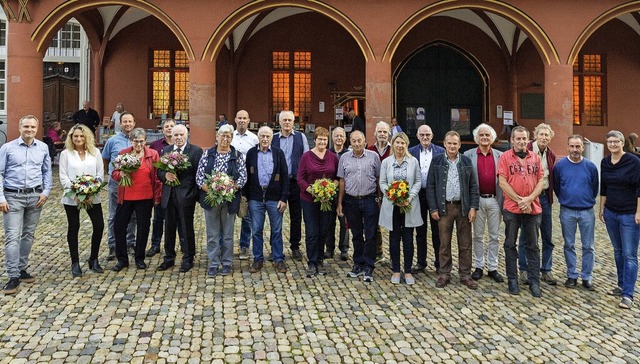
[{"left": 1, "top": 171, "right": 639, "bottom": 363}]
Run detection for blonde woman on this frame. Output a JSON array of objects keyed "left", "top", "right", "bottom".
[{"left": 59, "top": 124, "right": 105, "bottom": 276}]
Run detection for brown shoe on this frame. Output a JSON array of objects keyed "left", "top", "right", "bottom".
[
  {"left": 275, "top": 261, "right": 288, "bottom": 273},
  {"left": 249, "top": 261, "right": 264, "bottom": 273},
  {"left": 461, "top": 278, "right": 478, "bottom": 290},
  {"left": 435, "top": 275, "right": 450, "bottom": 288}
]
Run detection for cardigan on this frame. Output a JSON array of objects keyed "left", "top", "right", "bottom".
[{"left": 378, "top": 155, "right": 423, "bottom": 230}]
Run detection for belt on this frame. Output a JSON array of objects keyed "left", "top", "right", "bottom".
[
  {"left": 347, "top": 193, "right": 377, "bottom": 200},
  {"left": 446, "top": 200, "right": 461, "bottom": 204},
  {"left": 480, "top": 194, "right": 495, "bottom": 198},
  {"left": 4, "top": 186, "right": 43, "bottom": 194}
]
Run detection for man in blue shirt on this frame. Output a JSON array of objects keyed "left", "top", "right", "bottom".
[
  {"left": 102, "top": 112, "right": 137, "bottom": 260},
  {"left": 0, "top": 115, "right": 53, "bottom": 295}
]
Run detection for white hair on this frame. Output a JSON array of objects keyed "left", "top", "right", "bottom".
[{"left": 472, "top": 123, "right": 497, "bottom": 144}]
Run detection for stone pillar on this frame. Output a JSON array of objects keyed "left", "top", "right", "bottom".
[
  {"left": 6, "top": 21, "right": 44, "bottom": 140},
  {"left": 189, "top": 60, "right": 216, "bottom": 149},
  {"left": 365, "top": 60, "right": 392, "bottom": 144},
  {"left": 544, "top": 63, "right": 574, "bottom": 153}
]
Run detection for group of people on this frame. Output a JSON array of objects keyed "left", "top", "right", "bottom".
[{"left": 0, "top": 112, "right": 638, "bottom": 310}]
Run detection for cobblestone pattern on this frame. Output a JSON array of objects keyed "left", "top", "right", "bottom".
[{"left": 1, "top": 172, "right": 639, "bottom": 363}]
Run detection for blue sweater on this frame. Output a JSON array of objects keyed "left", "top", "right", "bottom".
[
  {"left": 552, "top": 157, "right": 598, "bottom": 210},
  {"left": 600, "top": 153, "right": 640, "bottom": 214}
]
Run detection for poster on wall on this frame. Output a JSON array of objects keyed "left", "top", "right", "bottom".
[{"left": 451, "top": 108, "right": 471, "bottom": 136}]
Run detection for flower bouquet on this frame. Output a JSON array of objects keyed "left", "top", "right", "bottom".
[
  {"left": 310, "top": 178, "right": 338, "bottom": 211},
  {"left": 112, "top": 153, "right": 141, "bottom": 187},
  {"left": 64, "top": 174, "right": 107, "bottom": 210},
  {"left": 203, "top": 172, "right": 238, "bottom": 207},
  {"left": 385, "top": 179, "right": 412, "bottom": 213},
  {"left": 153, "top": 150, "right": 192, "bottom": 186}
]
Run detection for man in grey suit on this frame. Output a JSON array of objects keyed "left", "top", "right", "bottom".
[{"left": 464, "top": 124, "right": 504, "bottom": 283}]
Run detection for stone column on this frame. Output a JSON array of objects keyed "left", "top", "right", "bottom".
[
  {"left": 544, "top": 63, "right": 574, "bottom": 152},
  {"left": 365, "top": 60, "right": 392, "bottom": 144},
  {"left": 6, "top": 21, "right": 44, "bottom": 139},
  {"left": 189, "top": 60, "right": 216, "bottom": 149}
]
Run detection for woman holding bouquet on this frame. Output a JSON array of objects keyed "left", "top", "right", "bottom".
[
  {"left": 59, "top": 124, "right": 105, "bottom": 276},
  {"left": 379, "top": 132, "right": 422, "bottom": 285},
  {"left": 111, "top": 128, "right": 162, "bottom": 271},
  {"left": 297, "top": 127, "right": 339, "bottom": 277},
  {"left": 196, "top": 124, "right": 247, "bottom": 277}
]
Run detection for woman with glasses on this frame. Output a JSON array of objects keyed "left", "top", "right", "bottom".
[
  {"left": 600, "top": 130, "right": 640, "bottom": 309},
  {"left": 59, "top": 124, "right": 104, "bottom": 276},
  {"left": 111, "top": 128, "right": 162, "bottom": 272}
]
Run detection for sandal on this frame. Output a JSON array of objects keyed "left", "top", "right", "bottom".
[{"left": 619, "top": 296, "right": 633, "bottom": 309}]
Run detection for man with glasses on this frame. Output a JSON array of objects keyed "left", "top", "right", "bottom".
[
  {"left": 272, "top": 110, "right": 309, "bottom": 261},
  {"left": 409, "top": 124, "right": 444, "bottom": 274}
]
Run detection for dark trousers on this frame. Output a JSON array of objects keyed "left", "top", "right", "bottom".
[
  {"left": 151, "top": 204, "right": 185, "bottom": 250},
  {"left": 115, "top": 199, "right": 154, "bottom": 263},
  {"left": 344, "top": 195, "right": 379, "bottom": 270},
  {"left": 301, "top": 200, "right": 332, "bottom": 265},
  {"left": 287, "top": 178, "right": 302, "bottom": 251},
  {"left": 504, "top": 210, "right": 541, "bottom": 282},
  {"left": 438, "top": 202, "right": 473, "bottom": 280},
  {"left": 164, "top": 192, "right": 196, "bottom": 265},
  {"left": 64, "top": 203, "right": 104, "bottom": 262},
  {"left": 389, "top": 206, "right": 415, "bottom": 273},
  {"left": 326, "top": 207, "right": 349, "bottom": 254},
  {"left": 415, "top": 191, "right": 441, "bottom": 269}
]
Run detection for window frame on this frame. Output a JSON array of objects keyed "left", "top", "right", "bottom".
[
  {"left": 149, "top": 49, "right": 190, "bottom": 118},
  {"left": 573, "top": 53, "right": 607, "bottom": 126},
  {"left": 271, "top": 50, "right": 312, "bottom": 122}
]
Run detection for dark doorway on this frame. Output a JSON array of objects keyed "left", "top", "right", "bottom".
[
  {"left": 43, "top": 62, "right": 80, "bottom": 132},
  {"left": 395, "top": 42, "right": 487, "bottom": 147}
]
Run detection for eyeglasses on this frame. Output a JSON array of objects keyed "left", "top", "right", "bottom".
[
  {"left": 418, "top": 133, "right": 432, "bottom": 137},
  {"left": 218, "top": 134, "right": 232, "bottom": 140},
  {"left": 132, "top": 140, "right": 146, "bottom": 145},
  {"left": 606, "top": 140, "right": 622, "bottom": 145}
]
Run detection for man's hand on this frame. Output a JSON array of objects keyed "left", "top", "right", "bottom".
[
  {"left": 36, "top": 194, "right": 48, "bottom": 208},
  {"left": 0, "top": 202, "right": 9, "bottom": 213},
  {"left": 430, "top": 211, "right": 440, "bottom": 221},
  {"left": 277, "top": 201, "right": 287, "bottom": 213},
  {"left": 166, "top": 172, "right": 178, "bottom": 183},
  {"left": 336, "top": 203, "right": 343, "bottom": 217},
  {"left": 468, "top": 208, "right": 476, "bottom": 223}
]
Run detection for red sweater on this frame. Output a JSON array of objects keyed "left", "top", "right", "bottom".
[{"left": 111, "top": 146, "right": 162, "bottom": 205}]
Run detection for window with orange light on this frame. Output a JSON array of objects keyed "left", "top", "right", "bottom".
[
  {"left": 573, "top": 54, "right": 606, "bottom": 126},
  {"left": 271, "top": 51, "right": 311, "bottom": 122},
  {"left": 150, "top": 50, "right": 189, "bottom": 118}
]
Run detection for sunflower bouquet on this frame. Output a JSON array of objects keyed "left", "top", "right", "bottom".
[
  {"left": 310, "top": 178, "right": 338, "bottom": 211},
  {"left": 112, "top": 153, "right": 141, "bottom": 187},
  {"left": 385, "top": 179, "right": 412, "bottom": 213},
  {"left": 153, "top": 150, "right": 192, "bottom": 186},
  {"left": 64, "top": 174, "right": 107, "bottom": 210},
  {"left": 203, "top": 172, "right": 238, "bottom": 207}
]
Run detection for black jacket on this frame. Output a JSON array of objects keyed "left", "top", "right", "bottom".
[{"left": 244, "top": 146, "right": 289, "bottom": 202}]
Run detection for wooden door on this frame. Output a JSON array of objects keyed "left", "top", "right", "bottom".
[{"left": 43, "top": 76, "right": 79, "bottom": 131}]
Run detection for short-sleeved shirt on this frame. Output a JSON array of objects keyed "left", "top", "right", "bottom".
[
  {"left": 497, "top": 149, "right": 544, "bottom": 214},
  {"left": 231, "top": 130, "right": 259, "bottom": 158},
  {"left": 337, "top": 149, "right": 380, "bottom": 197},
  {"left": 102, "top": 132, "right": 131, "bottom": 174}
]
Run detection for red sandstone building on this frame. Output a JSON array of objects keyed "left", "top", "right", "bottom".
[{"left": 2, "top": 0, "right": 639, "bottom": 151}]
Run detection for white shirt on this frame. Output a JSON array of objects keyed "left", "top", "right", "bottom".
[
  {"left": 419, "top": 146, "right": 433, "bottom": 188},
  {"left": 111, "top": 110, "right": 123, "bottom": 133},
  {"left": 231, "top": 129, "right": 259, "bottom": 158},
  {"left": 59, "top": 149, "right": 105, "bottom": 206}
]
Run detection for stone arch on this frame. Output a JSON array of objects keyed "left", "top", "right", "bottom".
[
  {"left": 203, "top": 1, "right": 375, "bottom": 62},
  {"left": 31, "top": 0, "right": 195, "bottom": 61},
  {"left": 383, "top": 1, "right": 559, "bottom": 65},
  {"left": 569, "top": 1, "right": 640, "bottom": 65}
]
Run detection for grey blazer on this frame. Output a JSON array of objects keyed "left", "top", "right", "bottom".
[
  {"left": 463, "top": 147, "right": 504, "bottom": 211},
  {"left": 379, "top": 155, "right": 423, "bottom": 230}
]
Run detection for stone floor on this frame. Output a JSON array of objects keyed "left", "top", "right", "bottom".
[{"left": 1, "top": 172, "right": 639, "bottom": 363}]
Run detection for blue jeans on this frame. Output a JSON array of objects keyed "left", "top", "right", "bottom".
[
  {"left": 343, "top": 195, "right": 379, "bottom": 270},
  {"left": 504, "top": 210, "right": 541, "bottom": 282},
  {"left": 604, "top": 208, "right": 639, "bottom": 299},
  {"left": 3, "top": 192, "right": 43, "bottom": 278},
  {"left": 239, "top": 210, "right": 252, "bottom": 250},
  {"left": 204, "top": 204, "right": 235, "bottom": 268},
  {"left": 301, "top": 200, "right": 332, "bottom": 266},
  {"left": 249, "top": 200, "right": 284, "bottom": 263},
  {"left": 560, "top": 206, "right": 595, "bottom": 280},
  {"left": 107, "top": 178, "right": 137, "bottom": 249},
  {"left": 518, "top": 193, "right": 553, "bottom": 273}
]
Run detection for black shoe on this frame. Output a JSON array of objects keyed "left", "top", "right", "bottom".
[
  {"left": 19, "top": 270, "right": 35, "bottom": 283},
  {"left": 87, "top": 259, "right": 104, "bottom": 273},
  {"left": 508, "top": 279, "right": 520, "bottom": 295},
  {"left": 317, "top": 262, "right": 327, "bottom": 276},
  {"left": 541, "top": 272, "right": 557, "bottom": 286},
  {"left": 107, "top": 247, "right": 116, "bottom": 261},
  {"left": 112, "top": 261, "right": 129, "bottom": 272},
  {"left": 340, "top": 252, "right": 349, "bottom": 261},
  {"left": 564, "top": 278, "right": 578, "bottom": 288},
  {"left": 71, "top": 262, "right": 83, "bottom": 277},
  {"left": 146, "top": 246, "right": 160, "bottom": 258},
  {"left": 291, "top": 249, "right": 303, "bottom": 261},
  {"left": 179, "top": 263, "right": 193, "bottom": 273},
  {"left": 487, "top": 270, "right": 504, "bottom": 283},
  {"left": 3, "top": 278, "right": 20, "bottom": 295},
  {"left": 305, "top": 264, "right": 316, "bottom": 278},
  {"left": 471, "top": 268, "right": 483, "bottom": 281},
  {"left": 135, "top": 260, "right": 147, "bottom": 269},
  {"left": 158, "top": 261, "right": 175, "bottom": 271},
  {"left": 529, "top": 282, "right": 542, "bottom": 298},
  {"left": 323, "top": 251, "right": 333, "bottom": 260},
  {"left": 411, "top": 264, "right": 427, "bottom": 273},
  {"left": 582, "top": 280, "right": 595, "bottom": 291}
]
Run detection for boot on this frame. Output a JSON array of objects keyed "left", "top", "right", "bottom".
[
  {"left": 87, "top": 258, "right": 104, "bottom": 273},
  {"left": 107, "top": 247, "right": 116, "bottom": 261},
  {"left": 71, "top": 262, "right": 83, "bottom": 277}
]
